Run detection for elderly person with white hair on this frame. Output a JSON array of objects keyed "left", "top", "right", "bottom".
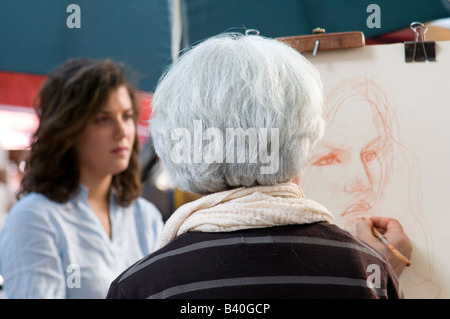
[{"left": 107, "top": 33, "right": 404, "bottom": 299}]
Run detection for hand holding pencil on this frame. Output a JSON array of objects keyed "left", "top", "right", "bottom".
[
  {"left": 371, "top": 226, "right": 411, "bottom": 267},
  {"left": 356, "top": 217, "right": 413, "bottom": 278}
]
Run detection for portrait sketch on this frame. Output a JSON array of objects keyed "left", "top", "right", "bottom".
[{"left": 299, "top": 41, "right": 450, "bottom": 298}]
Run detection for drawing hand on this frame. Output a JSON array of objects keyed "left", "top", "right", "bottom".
[{"left": 356, "top": 217, "right": 412, "bottom": 277}]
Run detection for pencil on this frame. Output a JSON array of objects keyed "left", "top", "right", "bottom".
[{"left": 371, "top": 226, "right": 411, "bottom": 267}]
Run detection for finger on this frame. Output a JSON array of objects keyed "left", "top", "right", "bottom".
[
  {"left": 355, "top": 217, "right": 373, "bottom": 229},
  {"left": 369, "top": 216, "right": 403, "bottom": 233},
  {"left": 355, "top": 218, "right": 374, "bottom": 241}
]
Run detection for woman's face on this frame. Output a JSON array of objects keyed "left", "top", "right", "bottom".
[
  {"left": 301, "top": 99, "right": 384, "bottom": 231},
  {"left": 75, "top": 85, "right": 136, "bottom": 181}
]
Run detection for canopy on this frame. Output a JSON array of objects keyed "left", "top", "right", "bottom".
[{"left": 0, "top": 0, "right": 448, "bottom": 150}]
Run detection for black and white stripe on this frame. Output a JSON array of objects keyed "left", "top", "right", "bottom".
[
  {"left": 120, "top": 235, "right": 385, "bottom": 282},
  {"left": 107, "top": 223, "right": 401, "bottom": 299}
]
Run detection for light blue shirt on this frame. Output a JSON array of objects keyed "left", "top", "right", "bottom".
[{"left": 0, "top": 185, "right": 163, "bottom": 299}]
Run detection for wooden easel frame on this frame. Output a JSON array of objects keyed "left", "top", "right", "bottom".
[{"left": 276, "top": 31, "right": 365, "bottom": 55}]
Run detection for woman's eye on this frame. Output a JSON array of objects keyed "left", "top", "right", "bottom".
[
  {"left": 362, "top": 150, "right": 377, "bottom": 163},
  {"left": 95, "top": 116, "right": 109, "bottom": 123},
  {"left": 313, "top": 154, "right": 340, "bottom": 166},
  {"left": 123, "top": 113, "right": 133, "bottom": 120}
]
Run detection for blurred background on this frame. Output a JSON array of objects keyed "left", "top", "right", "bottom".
[{"left": 0, "top": 0, "right": 449, "bottom": 229}]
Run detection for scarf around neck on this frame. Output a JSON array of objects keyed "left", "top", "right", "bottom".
[{"left": 157, "top": 182, "right": 334, "bottom": 249}]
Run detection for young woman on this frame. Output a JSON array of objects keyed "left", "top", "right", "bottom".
[{"left": 0, "top": 58, "right": 163, "bottom": 298}]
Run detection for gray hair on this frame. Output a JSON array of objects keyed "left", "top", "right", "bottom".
[{"left": 150, "top": 33, "right": 325, "bottom": 195}]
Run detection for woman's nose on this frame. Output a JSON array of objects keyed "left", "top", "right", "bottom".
[
  {"left": 114, "top": 118, "right": 127, "bottom": 139},
  {"left": 343, "top": 161, "right": 372, "bottom": 194}
]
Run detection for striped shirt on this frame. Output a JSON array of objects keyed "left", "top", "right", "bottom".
[{"left": 106, "top": 222, "right": 402, "bottom": 299}]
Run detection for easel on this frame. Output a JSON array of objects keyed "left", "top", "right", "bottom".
[
  {"left": 276, "top": 23, "right": 436, "bottom": 62},
  {"left": 276, "top": 28, "right": 365, "bottom": 56},
  {"left": 276, "top": 23, "right": 447, "bottom": 299}
]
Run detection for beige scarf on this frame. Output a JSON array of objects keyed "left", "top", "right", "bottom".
[{"left": 157, "top": 182, "right": 335, "bottom": 248}]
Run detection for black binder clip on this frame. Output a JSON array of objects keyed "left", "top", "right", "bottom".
[{"left": 404, "top": 22, "right": 436, "bottom": 62}]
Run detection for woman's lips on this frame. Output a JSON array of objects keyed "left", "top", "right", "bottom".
[
  {"left": 111, "top": 147, "right": 128, "bottom": 155},
  {"left": 341, "top": 201, "right": 372, "bottom": 217}
]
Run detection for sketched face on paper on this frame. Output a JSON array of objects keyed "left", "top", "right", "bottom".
[
  {"left": 300, "top": 78, "right": 399, "bottom": 233},
  {"left": 304, "top": 99, "right": 385, "bottom": 230}
]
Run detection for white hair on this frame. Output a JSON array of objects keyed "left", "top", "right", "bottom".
[{"left": 150, "top": 33, "right": 325, "bottom": 194}]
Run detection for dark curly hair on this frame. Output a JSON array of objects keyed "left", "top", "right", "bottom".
[{"left": 18, "top": 58, "right": 142, "bottom": 206}]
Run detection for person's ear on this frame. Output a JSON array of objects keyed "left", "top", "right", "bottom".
[{"left": 292, "top": 175, "right": 301, "bottom": 185}]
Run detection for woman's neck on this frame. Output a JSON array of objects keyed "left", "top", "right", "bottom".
[
  {"left": 80, "top": 173, "right": 113, "bottom": 238},
  {"left": 81, "top": 174, "right": 112, "bottom": 202}
]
